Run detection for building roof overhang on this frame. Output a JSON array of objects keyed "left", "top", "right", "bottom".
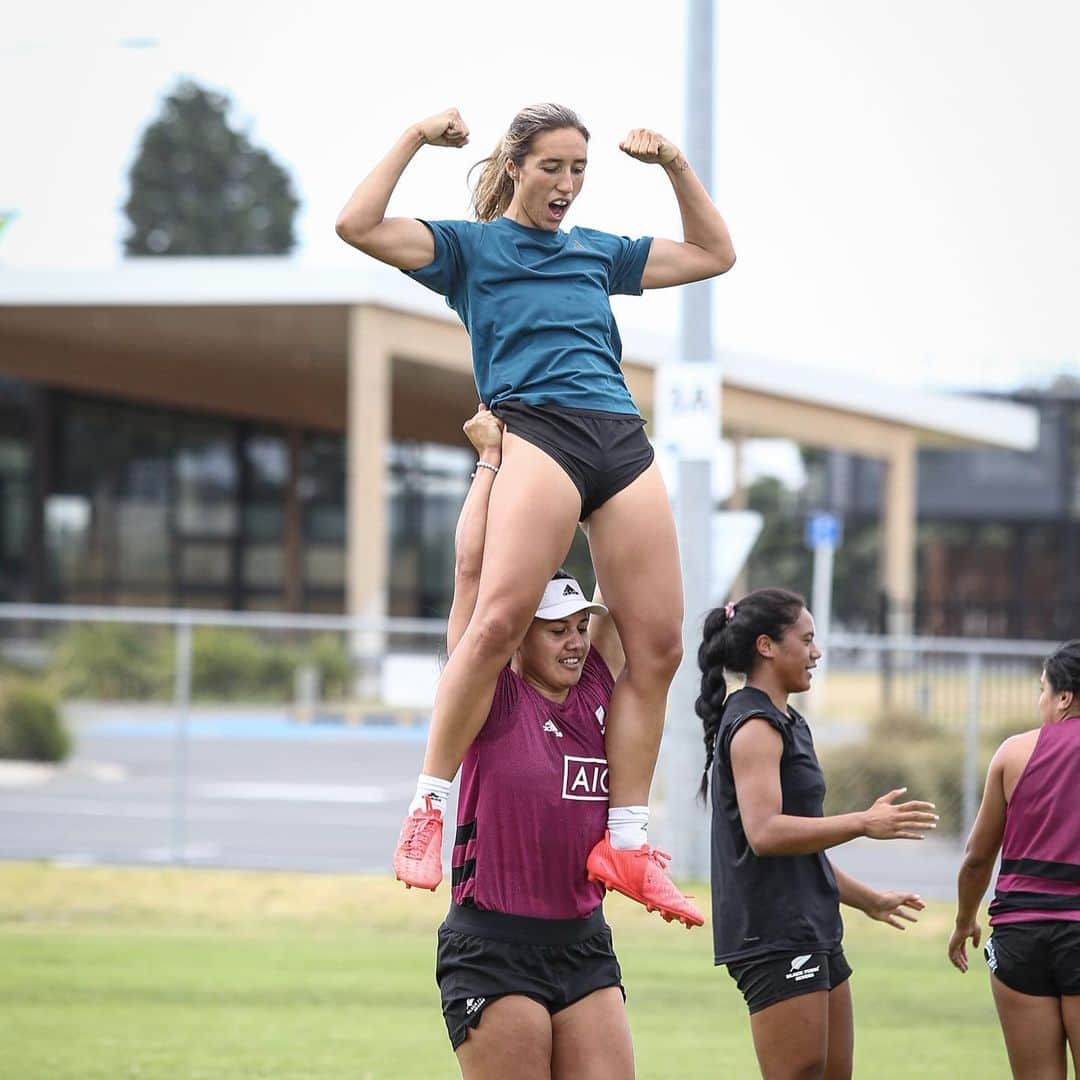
[{"left": 0, "top": 258, "right": 1039, "bottom": 452}]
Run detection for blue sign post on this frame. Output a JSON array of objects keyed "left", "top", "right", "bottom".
[
  {"left": 805, "top": 512, "right": 843, "bottom": 551},
  {"left": 805, "top": 512, "right": 843, "bottom": 717}
]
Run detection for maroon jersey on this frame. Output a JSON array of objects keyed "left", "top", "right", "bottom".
[
  {"left": 990, "top": 715, "right": 1080, "bottom": 925},
  {"left": 452, "top": 649, "right": 613, "bottom": 919}
]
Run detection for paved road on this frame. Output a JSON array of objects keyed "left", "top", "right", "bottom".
[{"left": 0, "top": 708, "right": 967, "bottom": 899}]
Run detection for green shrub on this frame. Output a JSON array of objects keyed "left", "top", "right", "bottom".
[
  {"left": 820, "top": 736, "right": 988, "bottom": 836},
  {"left": 868, "top": 704, "right": 951, "bottom": 741},
  {"left": 303, "top": 634, "right": 350, "bottom": 701},
  {"left": 48, "top": 623, "right": 352, "bottom": 707},
  {"left": 190, "top": 628, "right": 299, "bottom": 702},
  {"left": 0, "top": 683, "right": 72, "bottom": 762},
  {"left": 51, "top": 623, "right": 172, "bottom": 701}
]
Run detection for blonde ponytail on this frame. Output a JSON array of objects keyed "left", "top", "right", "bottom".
[{"left": 470, "top": 141, "right": 515, "bottom": 222}]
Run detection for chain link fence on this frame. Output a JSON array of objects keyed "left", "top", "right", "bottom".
[{"left": 813, "top": 632, "right": 1055, "bottom": 841}]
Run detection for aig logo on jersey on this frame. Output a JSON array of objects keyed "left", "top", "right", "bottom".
[{"left": 562, "top": 755, "right": 609, "bottom": 801}]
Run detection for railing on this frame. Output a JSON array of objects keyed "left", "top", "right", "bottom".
[{"left": 0, "top": 604, "right": 1067, "bottom": 871}]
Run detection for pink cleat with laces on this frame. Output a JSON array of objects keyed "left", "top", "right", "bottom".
[
  {"left": 586, "top": 832, "right": 704, "bottom": 928},
  {"left": 392, "top": 795, "right": 444, "bottom": 891}
]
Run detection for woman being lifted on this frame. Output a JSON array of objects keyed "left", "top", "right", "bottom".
[{"left": 336, "top": 103, "right": 735, "bottom": 925}]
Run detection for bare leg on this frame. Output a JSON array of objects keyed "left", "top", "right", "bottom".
[
  {"left": 989, "top": 973, "right": 1066, "bottom": 1079},
  {"left": 1061, "top": 995, "right": 1080, "bottom": 1077},
  {"left": 421, "top": 434, "right": 580, "bottom": 779},
  {"left": 748, "top": 991, "right": 829, "bottom": 1080},
  {"left": 585, "top": 461, "right": 683, "bottom": 808},
  {"left": 455, "top": 995, "right": 552, "bottom": 1080},
  {"left": 551, "top": 987, "right": 634, "bottom": 1080},
  {"left": 823, "top": 981, "right": 853, "bottom": 1080}
]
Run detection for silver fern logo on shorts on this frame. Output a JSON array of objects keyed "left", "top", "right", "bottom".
[
  {"left": 785, "top": 954, "right": 822, "bottom": 982},
  {"left": 985, "top": 938, "right": 997, "bottom": 972}
]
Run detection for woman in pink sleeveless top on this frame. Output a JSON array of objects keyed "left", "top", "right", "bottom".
[{"left": 949, "top": 639, "right": 1080, "bottom": 1078}]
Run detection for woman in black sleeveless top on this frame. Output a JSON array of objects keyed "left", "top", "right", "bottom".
[{"left": 697, "top": 589, "right": 938, "bottom": 1079}]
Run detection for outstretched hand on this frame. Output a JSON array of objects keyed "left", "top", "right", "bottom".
[
  {"left": 619, "top": 128, "right": 680, "bottom": 166},
  {"left": 866, "top": 890, "right": 925, "bottom": 931},
  {"left": 947, "top": 922, "right": 983, "bottom": 973},
  {"left": 863, "top": 787, "right": 939, "bottom": 840},
  {"left": 417, "top": 108, "right": 470, "bottom": 148},
  {"left": 463, "top": 404, "right": 503, "bottom": 455}
]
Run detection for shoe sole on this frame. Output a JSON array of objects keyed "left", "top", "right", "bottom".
[
  {"left": 587, "top": 871, "right": 703, "bottom": 929},
  {"left": 394, "top": 870, "right": 440, "bottom": 893}
]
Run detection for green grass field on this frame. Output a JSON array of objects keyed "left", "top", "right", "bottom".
[{"left": 0, "top": 863, "right": 1017, "bottom": 1079}]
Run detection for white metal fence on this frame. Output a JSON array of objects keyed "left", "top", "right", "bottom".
[
  {"left": 0, "top": 604, "right": 1065, "bottom": 884},
  {"left": 0, "top": 603, "right": 447, "bottom": 871}
]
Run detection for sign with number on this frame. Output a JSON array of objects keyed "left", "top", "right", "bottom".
[
  {"left": 655, "top": 363, "right": 720, "bottom": 461},
  {"left": 805, "top": 512, "right": 842, "bottom": 550}
]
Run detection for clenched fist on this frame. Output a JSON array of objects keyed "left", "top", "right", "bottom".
[
  {"left": 417, "top": 108, "right": 470, "bottom": 148},
  {"left": 619, "top": 128, "right": 680, "bottom": 166}
]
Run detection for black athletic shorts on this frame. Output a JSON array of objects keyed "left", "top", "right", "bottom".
[
  {"left": 435, "top": 902, "right": 624, "bottom": 1050},
  {"left": 727, "top": 945, "right": 852, "bottom": 1015},
  {"left": 985, "top": 920, "right": 1080, "bottom": 996},
  {"left": 492, "top": 401, "right": 655, "bottom": 520}
]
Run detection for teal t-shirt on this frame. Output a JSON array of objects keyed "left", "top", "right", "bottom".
[{"left": 405, "top": 216, "right": 652, "bottom": 415}]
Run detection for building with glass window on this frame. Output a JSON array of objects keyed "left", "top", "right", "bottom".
[
  {"left": 0, "top": 260, "right": 1039, "bottom": 623},
  {"left": 825, "top": 380, "right": 1080, "bottom": 638}
]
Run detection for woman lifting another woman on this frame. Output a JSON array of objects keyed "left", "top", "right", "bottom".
[
  {"left": 337, "top": 103, "right": 734, "bottom": 924},
  {"left": 434, "top": 405, "right": 635, "bottom": 1079}
]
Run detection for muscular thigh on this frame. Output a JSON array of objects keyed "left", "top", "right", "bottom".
[
  {"left": 551, "top": 987, "right": 634, "bottom": 1080},
  {"left": 455, "top": 994, "right": 553, "bottom": 1080},
  {"left": 824, "top": 980, "right": 853, "bottom": 1080},
  {"left": 472, "top": 433, "right": 581, "bottom": 623},
  {"left": 749, "top": 991, "right": 830, "bottom": 1079},
  {"left": 585, "top": 462, "right": 682, "bottom": 650},
  {"left": 990, "top": 972, "right": 1067, "bottom": 1079}
]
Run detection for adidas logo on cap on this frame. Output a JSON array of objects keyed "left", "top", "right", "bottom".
[{"left": 562, "top": 583, "right": 579, "bottom": 596}]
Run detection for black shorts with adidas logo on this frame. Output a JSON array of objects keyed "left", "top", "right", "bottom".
[
  {"left": 727, "top": 945, "right": 852, "bottom": 1014},
  {"left": 491, "top": 401, "right": 654, "bottom": 520},
  {"left": 985, "top": 920, "right": 1080, "bottom": 996},
  {"left": 436, "top": 902, "right": 624, "bottom": 1049}
]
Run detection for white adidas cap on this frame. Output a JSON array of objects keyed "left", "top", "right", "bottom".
[{"left": 534, "top": 576, "right": 608, "bottom": 621}]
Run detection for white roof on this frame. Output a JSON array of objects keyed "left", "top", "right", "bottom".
[{"left": 0, "top": 258, "right": 1039, "bottom": 451}]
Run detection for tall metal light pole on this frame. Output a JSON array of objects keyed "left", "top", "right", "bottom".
[{"left": 661, "top": 0, "right": 718, "bottom": 883}]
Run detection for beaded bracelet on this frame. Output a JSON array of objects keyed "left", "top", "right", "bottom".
[{"left": 471, "top": 461, "right": 500, "bottom": 479}]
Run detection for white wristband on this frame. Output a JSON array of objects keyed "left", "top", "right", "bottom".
[{"left": 471, "top": 460, "right": 500, "bottom": 479}]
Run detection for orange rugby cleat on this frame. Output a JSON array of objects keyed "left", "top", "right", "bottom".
[
  {"left": 392, "top": 796, "right": 444, "bottom": 892},
  {"left": 586, "top": 832, "right": 704, "bottom": 928}
]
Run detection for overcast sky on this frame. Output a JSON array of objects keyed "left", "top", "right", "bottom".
[{"left": 4, "top": 0, "right": 1079, "bottom": 396}]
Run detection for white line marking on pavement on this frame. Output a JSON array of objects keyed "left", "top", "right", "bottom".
[
  {"left": 194, "top": 782, "right": 407, "bottom": 803},
  {"left": 0, "top": 762, "right": 57, "bottom": 787},
  {"left": 141, "top": 844, "right": 221, "bottom": 862}
]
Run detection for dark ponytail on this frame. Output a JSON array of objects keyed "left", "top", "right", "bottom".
[
  {"left": 1045, "top": 639, "right": 1080, "bottom": 697},
  {"left": 695, "top": 588, "right": 806, "bottom": 800}
]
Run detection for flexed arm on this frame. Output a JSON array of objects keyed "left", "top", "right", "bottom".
[
  {"left": 335, "top": 108, "right": 470, "bottom": 270},
  {"left": 619, "top": 128, "right": 735, "bottom": 288}
]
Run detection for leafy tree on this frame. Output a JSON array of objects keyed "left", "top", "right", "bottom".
[
  {"left": 740, "top": 476, "right": 812, "bottom": 598},
  {"left": 123, "top": 80, "right": 299, "bottom": 255}
]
